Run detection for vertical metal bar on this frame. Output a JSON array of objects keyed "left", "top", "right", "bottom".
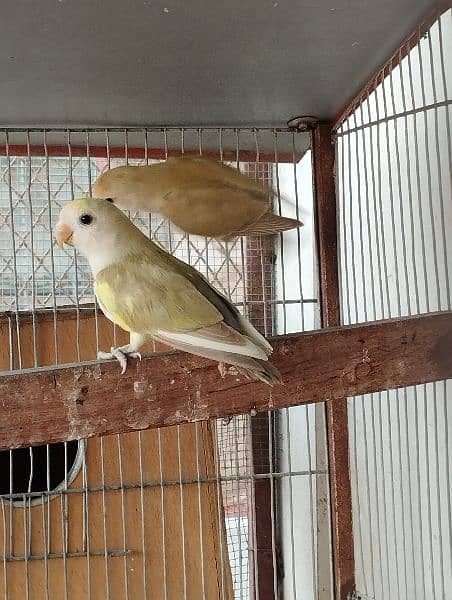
[
  {"left": 244, "top": 153, "right": 277, "bottom": 599},
  {"left": 26, "top": 457, "right": 32, "bottom": 565},
  {"left": 291, "top": 131, "right": 306, "bottom": 332},
  {"left": 432, "top": 382, "right": 445, "bottom": 600},
  {"left": 422, "top": 384, "right": 436, "bottom": 597},
  {"left": 5, "top": 132, "right": 22, "bottom": 370},
  {"left": 254, "top": 131, "right": 270, "bottom": 337},
  {"left": 45, "top": 444, "right": 51, "bottom": 584},
  {"left": 60, "top": 492, "right": 68, "bottom": 600},
  {"left": 85, "top": 130, "right": 100, "bottom": 355},
  {"left": 99, "top": 437, "right": 111, "bottom": 600},
  {"left": 437, "top": 21, "right": 452, "bottom": 568},
  {"left": 1, "top": 499, "right": 8, "bottom": 600},
  {"left": 157, "top": 429, "right": 168, "bottom": 600},
  {"left": 305, "top": 407, "right": 318, "bottom": 599},
  {"left": 25, "top": 131, "right": 38, "bottom": 367},
  {"left": 235, "top": 129, "right": 249, "bottom": 321},
  {"left": 213, "top": 423, "right": 226, "bottom": 600},
  {"left": 124, "top": 128, "right": 129, "bottom": 165},
  {"left": 417, "top": 39, "right": 441, "bottom": 309},
  {"left": 63, "top": 440, "right": 69, "bottom": 591},
  {"left": 41, "top": 495, "right": 50, "bottom": 600},
  {"left": 351, "top": 113, "right": 368, "bottom": 324},
  {"left": 427, "top": 23, "right": 451, "bottom": 309},
  {"left": 273, "top": 131, "right": 288, "bottom": 334},
  {"left": 367, "top": 391, "right": 385, "bottom": 598},
  {"left": 413, "top": 385, "right": 427, "bottom": 599},
  {"left": 7, "top": 316, "right": 14, "bottom": 372},
  {"left": 315, "top": 399, "right": 334, "bottom": 600},
  {"left": 349, "top": 396, "right": 367, "bottom": 595},
  {"left": 5, "top": 133, "right": 23, "bottom": 370},
  {"left": 176, "top": 426, "right": 188, "bottom": 600},
  {"left": 82, "top": 451, "right": 92, "bottom": 600},
  {"left": 105, "top": 129, "right": 118, "bottom": 348},
  {"left": 337, "top": 126, "right": 351, "bottom": 326},
  {"left": 116, "top": 435, "right": 129, "bottom": 599},
  {"left": 137, "top": 432, "right": 148, "bottom": 600},
  {"left": 374, "top": 74, "right": 392, "bottom": 315},
  {"left": 313, "top": 122, "right": 355, "bottom": 599},
  {"left": 398, "top": 49, "right": 421, "bottom": 316},
  {"left": 373, "top": 74, "right": 403, "bottom": 598},
  {"left": 43, "top": 131, "right": 59, "bottom": 365},
  {"left": 267, "top": 413, "right": 278, "bottom": 599},
  {"left": 196, "top": 129, "right": 209, "bottom": 280},
  {"left": 144, "top": 128, "right": 153, "bottom": 243},
  {"left": 8, "top": 452, "right": 12, "bottom": 561},
  {"left": 23, "top": 496, "right": 29, "bottom": 600},
  {"left": 352, "top": 112, "right": 377, "bottom": 598},
  {"left": 66, "top": 130, "right": 81, "bottom": 362},
  {"left": 233, "top": 415, "right": 246, "bottom": 599},
  {"left": 194, "top": 423, "right": 206, "bottom": 599}
]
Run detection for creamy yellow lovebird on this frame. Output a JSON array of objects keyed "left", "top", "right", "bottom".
[
  {"left": 93, "top": 156, "right": 302, "bottom": 240},
  {"left": 55, "top": 197, "right": 281, "bottom": 384}
]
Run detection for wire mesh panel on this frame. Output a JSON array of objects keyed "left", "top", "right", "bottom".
[
  {"left": 336, "top": 7, "right": 452, "bottom": 599},
  {"left": 0, "top": 126, "right": 329, "bottom": 598}
]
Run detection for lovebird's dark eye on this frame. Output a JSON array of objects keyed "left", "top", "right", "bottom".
[
  {"left": 79, "top": 214, "right": 93, "bottom": 225},
  {"left": 105, "top": 198, "right": 114, "bottom": 203}
]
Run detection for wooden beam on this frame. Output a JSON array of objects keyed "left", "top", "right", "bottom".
[
  {"left": 313, "top": 122, "right": 355, "bottom": 599},
  {"left": 0, "top": 311, "right": 450, "bottom": 451},
  {"left": 314, "top": 123, "right": 341, "bottom": 327}
]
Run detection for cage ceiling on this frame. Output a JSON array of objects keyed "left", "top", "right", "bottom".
[{"left": 0, "top": 0, "right": 439, "bottom": 157}]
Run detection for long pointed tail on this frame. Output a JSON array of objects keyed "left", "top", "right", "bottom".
[
  {"left": 236, "top": 212, "right": 303, "bottom": 236},
  {"left": 154, "top": 335, "right": 282, "bottom": 385}
]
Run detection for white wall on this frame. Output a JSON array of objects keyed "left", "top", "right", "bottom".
[{"left": 275, "top": 153, "right": 332, "bottom": 599}]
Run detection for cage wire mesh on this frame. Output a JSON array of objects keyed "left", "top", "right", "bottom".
[
  {"left": 336, "top": 6, "right": 452, "bottom": 599},
  {"left": 0, "top": 127, "right": 329, "bottom": 598}
]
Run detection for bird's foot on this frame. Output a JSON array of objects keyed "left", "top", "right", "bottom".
[
  {"left": 218, "top": 362, "right": 227, "bottom": 378},
  {"left": 97, "top": 346, "right": 142, "bottom": 374}
]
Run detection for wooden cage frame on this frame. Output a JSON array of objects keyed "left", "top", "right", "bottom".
[{"left": 1, "top": 3, "right": 452, "bottom": 598}]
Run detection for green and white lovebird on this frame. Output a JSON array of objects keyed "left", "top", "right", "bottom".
[
  {"left": 92, "top": 156, "right": 302, "bottom": 240},
  {"left": 55, "top": 197, "right": 282, "bottom": 384}
]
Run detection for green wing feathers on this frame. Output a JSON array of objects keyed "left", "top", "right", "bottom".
[{"left": 94, "top": 254, "right": 223, "bottom": 334}]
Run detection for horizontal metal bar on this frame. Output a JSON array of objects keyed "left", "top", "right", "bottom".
[
  {"left": 0, "top": 144, "right": 299, "bottom": 163},
  {"left": 0, "top": 311, "right": 450, "bottom": 449},
  {"left": 336, "top": 99, "right": 452, "bottom": 136},
  {"left": 0, "top": 297, "right": 319, "bottom": 321},
  {"left": 0, "top": 549, "right": 132, "bottom": 563},
  {"left": 0, "top": 126, "right": 297, "bottom": 133},
  {"left": 0, "top": 469, "right": 329, "bottom": 502}
]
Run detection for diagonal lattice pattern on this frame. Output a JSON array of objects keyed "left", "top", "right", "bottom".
[{"left": 0, "top": 156, "right": 248, "bottom": 313}]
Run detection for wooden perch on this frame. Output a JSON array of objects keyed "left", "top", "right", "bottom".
[{"left": 0, "top": 311, "right": 451, "bottom": 451}]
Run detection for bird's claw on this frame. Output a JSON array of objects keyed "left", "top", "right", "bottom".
[
  {"left": 97, "top": 347, "right": 142, "bottom": 374},
  {"left": 218, "top": 362, "right": 227, "bottom": 378}
]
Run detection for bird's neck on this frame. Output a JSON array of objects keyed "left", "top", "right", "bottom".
[
  {"left": 134, "top": 163, "right": 172, "bottom": 211},
  {"left": 87, "top": 232, "right": 148, "bottom": 278}
]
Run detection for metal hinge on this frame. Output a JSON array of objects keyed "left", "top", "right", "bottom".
[{"left": 287, "top": 115, "right": 319, "bottom": 132}]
